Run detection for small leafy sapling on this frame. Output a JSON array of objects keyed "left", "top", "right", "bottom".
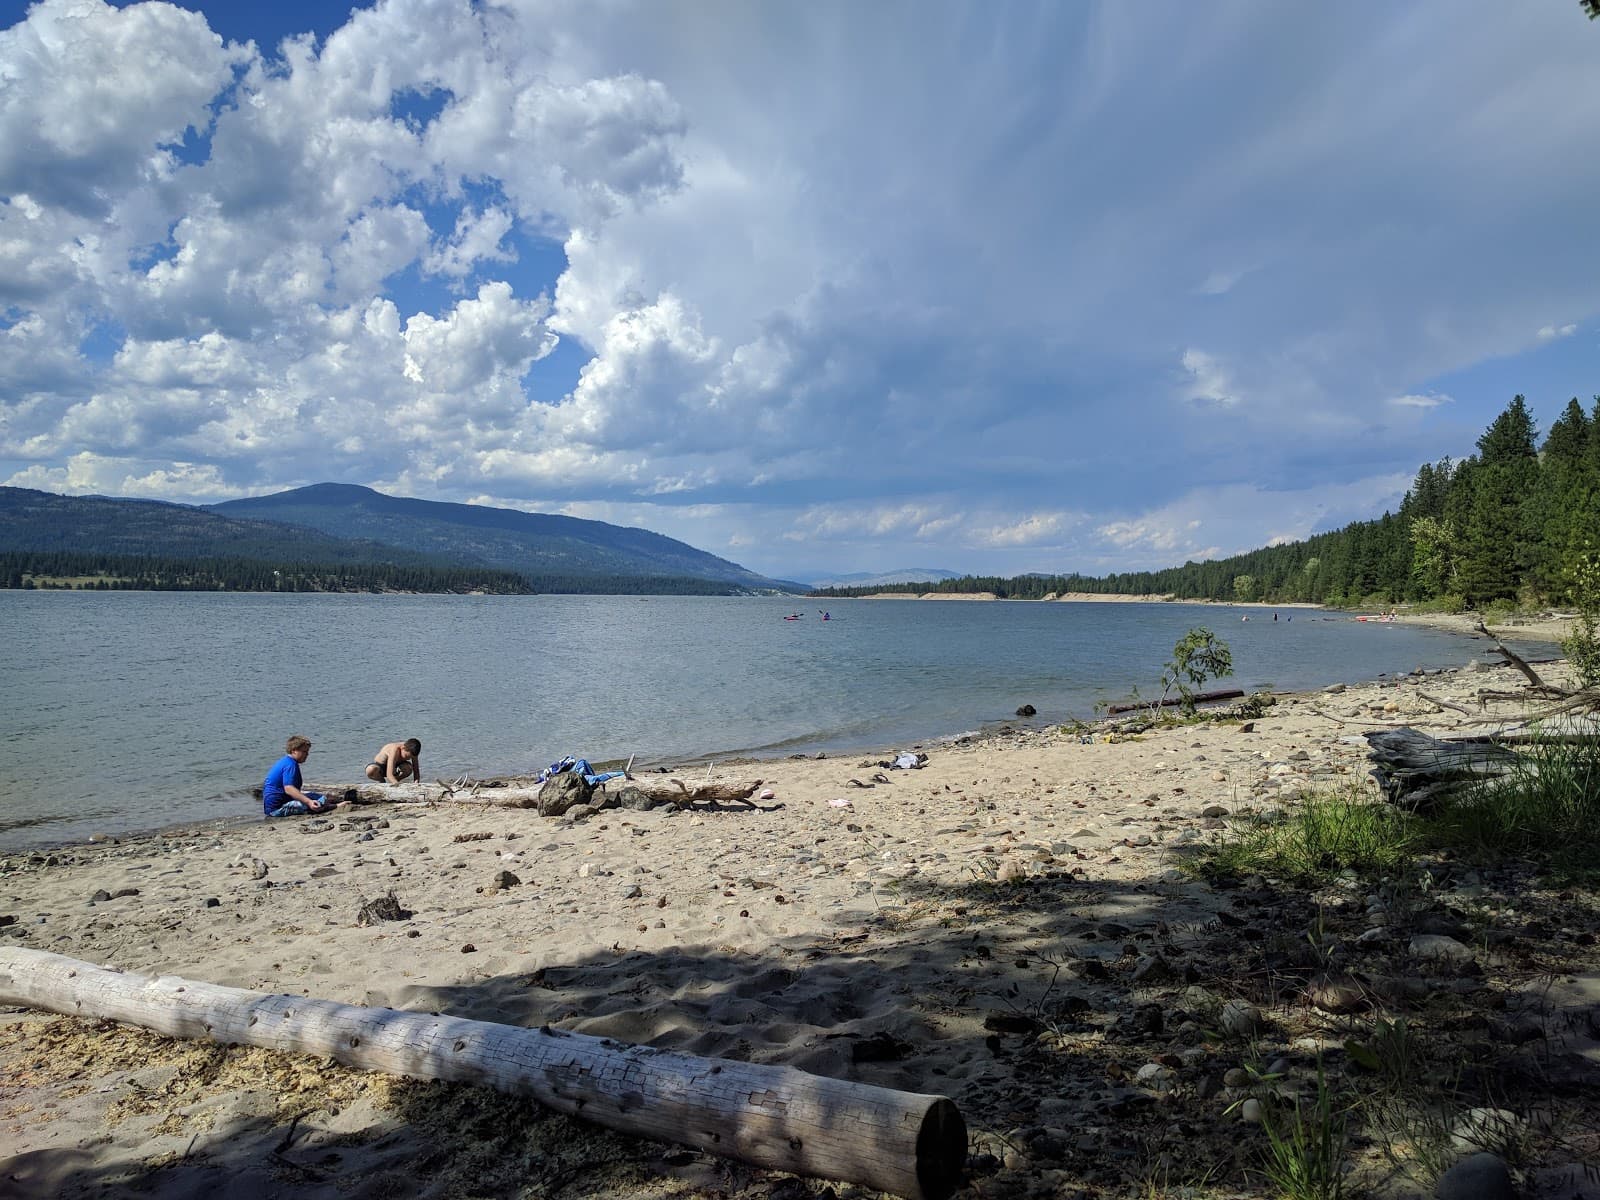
[{"left": 1159, "top": 627, "right": 1235, "bottom": 715}]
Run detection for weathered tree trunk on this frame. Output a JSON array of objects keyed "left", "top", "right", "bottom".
[
  {"left": 330, "top": 781, "right": 546, "bottom": 807},
  {"left": 1365, "top": 728, "right": 1520, "bottom": 811},
  {"left": 0, "top": 949, "right": 965, "bottom": 1200},
  {"left": 1104, "top": 688, "right": 1244, "bottom": 715}
]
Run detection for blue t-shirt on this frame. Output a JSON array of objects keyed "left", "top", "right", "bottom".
[{"left": 262, "top": 754, "right": 302, "bottom": 816}]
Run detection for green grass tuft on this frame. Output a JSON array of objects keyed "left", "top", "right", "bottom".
[
  {"left": 1186, "top": 791, "right": 1420, "bottom": 887},
  {"left": 1425, "top": 733, "right": 1600, "bottom": 880},
  {"left": 1260, "top": 1061, "right": 1349, "bottom": 1200}
]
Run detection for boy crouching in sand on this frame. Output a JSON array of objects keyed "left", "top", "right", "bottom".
[
  {"left": 262, "top": 735, "right": 339, "bottom": 817},
  {"left": 365, "top": 737, "right": 421, "bottom": 785}
]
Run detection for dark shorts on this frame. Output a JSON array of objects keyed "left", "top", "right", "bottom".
[{"left": 373, "top": 759, "right": 413, "bottom": 779}]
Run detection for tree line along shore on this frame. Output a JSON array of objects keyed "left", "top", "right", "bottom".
[
  {"left": 0, "top": 551, "right": 768, "bottom": 597},
  {"left": 813, "top": 394, "right": 1600, "bottom": 614}
]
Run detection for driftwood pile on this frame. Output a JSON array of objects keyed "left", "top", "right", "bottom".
[
  {"left": 1366, "top": 619, "right": 1598, "bottom": 811},
  {"left": 338, "top": 775, "right": 768, "bottom": 816}
]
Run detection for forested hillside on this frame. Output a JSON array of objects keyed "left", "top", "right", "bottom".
[
  {"left": 0, "top": 551, "right": 533, "bottom": 594},
  {"left": 209, "top": 484, "right": 793, "bottom": 591},
  {"left": 814, "top": 395, "right": 1600, "bottom": 610},
  {"left": 0, "top": 486, "right": 797, "bottom": 595}
]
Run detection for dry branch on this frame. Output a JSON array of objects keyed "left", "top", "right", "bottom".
[
  {"left": 1473, "top": 621, "right": 1563, "bottom": 695},
  {"left": 0, "top": 948, "right": 966, "bottom": 1200},
  {"left": 1415, "top": 690, "right": 1477, "bottom": 717}
]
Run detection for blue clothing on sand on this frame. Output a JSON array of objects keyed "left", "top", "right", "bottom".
[
  {"left": 262, "top": 754, "right": 323, "bottom": 816},
  {"left": 538, "top": 755, "right": 625, "bottom": 787}
]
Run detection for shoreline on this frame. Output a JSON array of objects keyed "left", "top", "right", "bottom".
[
  {"left": 0, "top": 605, "right": 1571, "bottom": 858},
  {"left": 3, "top": 650, "right": 1595, "bottom": 1198}
]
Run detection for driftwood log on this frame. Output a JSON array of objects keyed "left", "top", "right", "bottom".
[
  {"left": 655, "top": 778, "right": 766, "bottom": 807},
  {"left": 0, "top": 948, "right": 966, "bottom": 1200},
  {"left": 336, "top": 778, "right": 771, "bottom": 812},
  {"left": 1365, "top": 728, "right": 1521, "bottom": 811},
  {"left": 1366, "top": 716, "right": 1600, "bottom": 811},
  {"left": 1104, "top": 688, "right": 1244, "bottom": 715}
]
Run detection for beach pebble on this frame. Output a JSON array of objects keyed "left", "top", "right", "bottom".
[
  {"left": 1411, "top": 934, "right": 1475, "bottom": 964},
  {"left": 622, "top": 884, "right": 643, "bottom": 899},
  {"left": 203, "top": 897, "right": 220, "bottom": 908},
  {"left": 1239, "top": 1098, "right": 1264, "bottom": 1124},
  {"left": 1452, "top": 1108, "right": 1526, "bottom": 1155},
  {"left": 1131, "top": 954, "right": 1177, "bottom": 984},
  {"left": 89, "top": 889, "right": 110, "bottom": 903},
  {"left": 251, "top": 858, "right": 269, "bottom": 880},
  {"left": 1308, "top": 978, "right": 1368, "bottom": 1014},
  {"left": 1221, "top": 1000, "right": 1264, "bottom": 1038},
  {"left": 1201, "top": 805, "right": 1229, "bottom": 818},
  {"left": 996, "top": 859, "right": 1026, "bottom": 883},
  {"left": 494, "top": 870, "right": 521, "bottom": 889}
]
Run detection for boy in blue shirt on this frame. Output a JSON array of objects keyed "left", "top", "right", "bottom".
[{"left": 262, "top": 734, "right": 334, "bottom": 817}]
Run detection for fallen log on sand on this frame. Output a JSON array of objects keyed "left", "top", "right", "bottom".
[
  {"left": 1366, "top": 717, "right": 1600, "bottom": 811},
  {"left": 1365, "top": 728, "right": 1520, "bottom": 812},
  {"left": 1104, "top": 688, "right": 1244, "bottom": 715},
  {"left": 0, "top": 949, "right": 966, "bottom": 1200},
  {"left": 333, "top": 778, "right": 770, "bottom": 812}
]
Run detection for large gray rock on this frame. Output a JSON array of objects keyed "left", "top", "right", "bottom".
[
  {"left": 538, "top": 771, "right": 593, "bottom": 817},
  {"left": 1435, "top": 1152, "right": 1514, "bottom": 1200},
  {"left": 616, "top": 785, "right": 667, "bottom": 811}
]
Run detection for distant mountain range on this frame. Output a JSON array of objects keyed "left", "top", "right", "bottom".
[
  {"left": 801, "top": 567, "right": 961, "bottom": 589},
  {"left": 0, "top": 484, "right": 804, "bottom": 594}
]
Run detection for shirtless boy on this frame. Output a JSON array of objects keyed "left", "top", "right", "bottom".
[{"left": 366, "top": 737, "right": 422, "bottom": 784}]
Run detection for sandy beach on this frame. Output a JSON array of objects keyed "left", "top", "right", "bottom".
[{"left": 2, "top": 619, "right": 1596, "bottom": 1199}]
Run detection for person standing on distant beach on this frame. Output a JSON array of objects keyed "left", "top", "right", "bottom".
[
  {"left": 365, "top": 737, "right": 421, "bottom": 785},
  {"left": 262, "top": 735, "right": 334, "bottom": 817}
]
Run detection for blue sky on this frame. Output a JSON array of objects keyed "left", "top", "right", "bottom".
[{"left": 1, "top": 1, "right": 1597, "bottom": 581}]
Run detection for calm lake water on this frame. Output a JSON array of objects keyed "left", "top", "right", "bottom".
[{"left": 0, "top": 592, "right": 1502, "bottom": 850}]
